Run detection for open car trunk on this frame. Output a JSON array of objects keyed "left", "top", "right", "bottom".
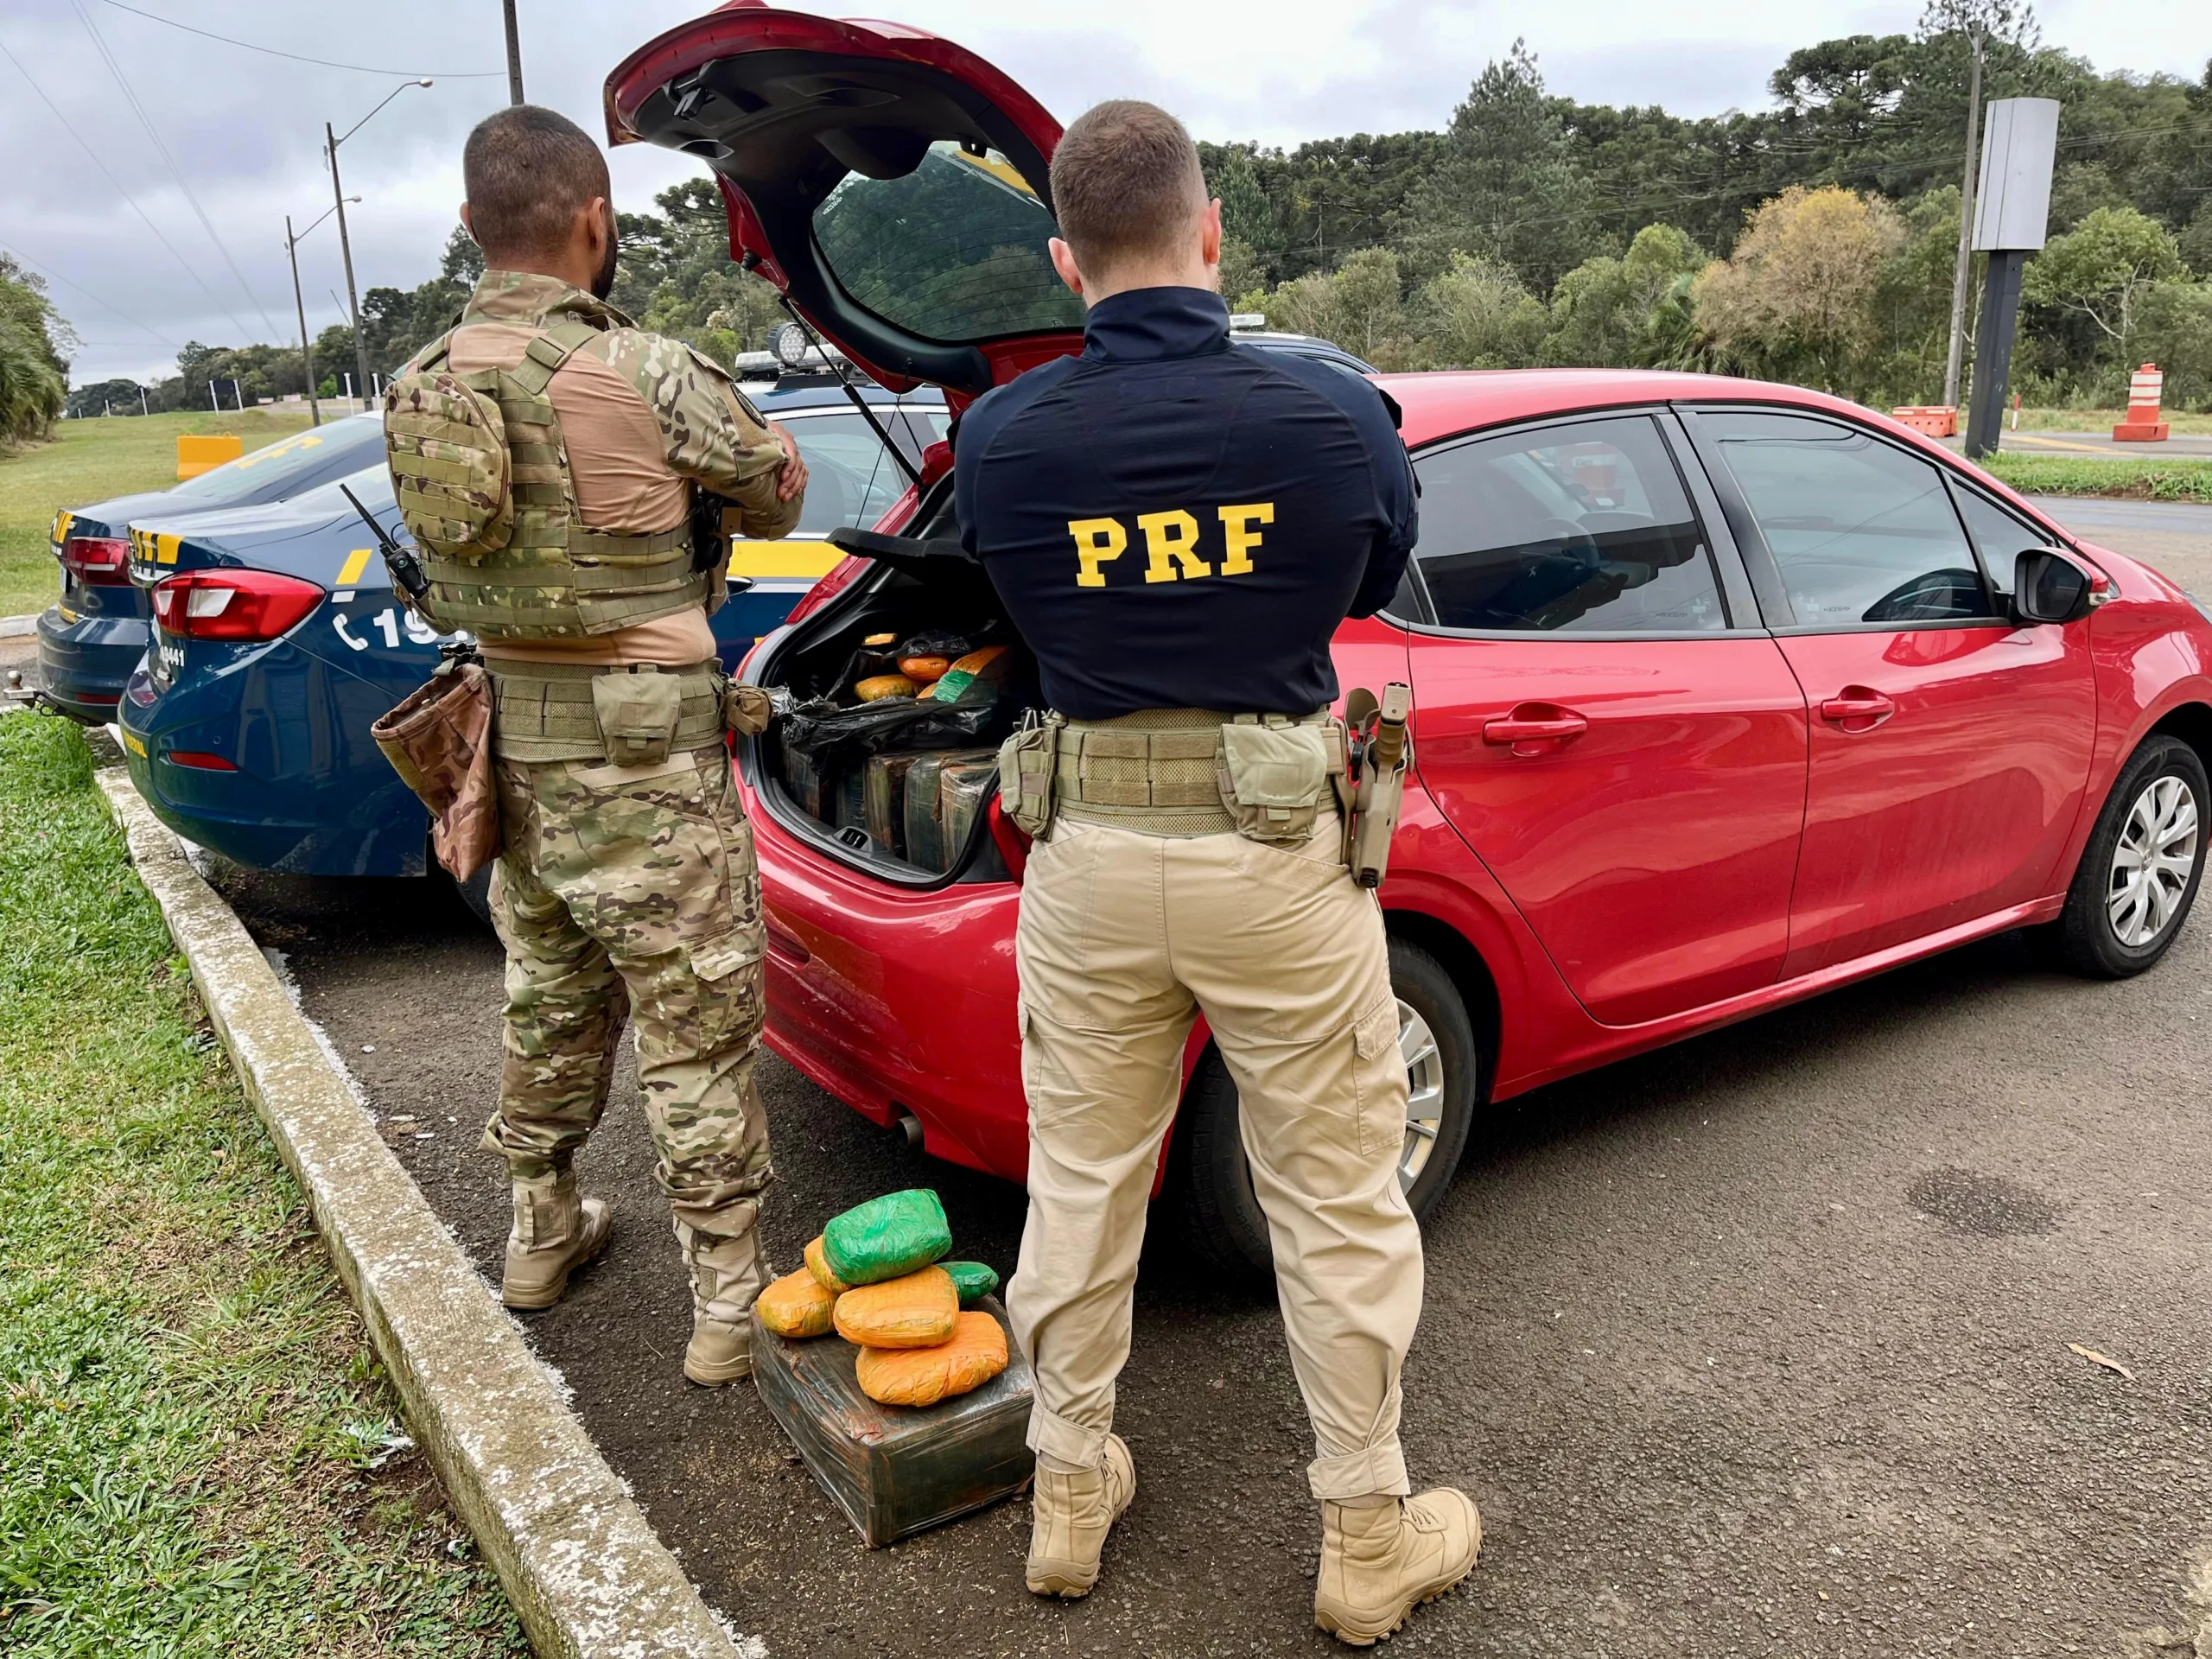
[{"left": 744, "top": 484, "right": 1033, "bottom": 887}]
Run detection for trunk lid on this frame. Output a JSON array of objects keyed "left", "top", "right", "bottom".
[{"left": 605, "top": 4, "right": 1082, "bottom": 402}]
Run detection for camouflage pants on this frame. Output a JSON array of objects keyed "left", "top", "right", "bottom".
[{"left": 483, "top": 744, "right": 771, "bottom": 1242}]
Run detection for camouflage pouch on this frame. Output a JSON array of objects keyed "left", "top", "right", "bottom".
[
  {"left": 370, "top": 662, "right": 500, "bottom": 880},
  {"left": 382, "top": 358, "right": 515, "bottom": 563},
  {"left": 721, "top": 681, "right": 774, "bottom": 738},
  {"left": 997, "top": 713, "right": 1060, "bottom": 840},
  {"left": 1217, "top": 717, "right": 1341, "bottom": 847},
  {"left": 590, "top": 666, "right": 683, "bottom": 768}
]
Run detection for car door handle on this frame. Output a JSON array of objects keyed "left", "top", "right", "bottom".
[
  {"left": 1818, "top": 690, "right": 1897, "bottom": 728},
  {"left": 1483, "top": 708, "right": 1588, "bottom": 748}
]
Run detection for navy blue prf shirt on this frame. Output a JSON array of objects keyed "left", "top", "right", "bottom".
[{"left": 953, "top": 286, "right": 1416, "bottom": 721}]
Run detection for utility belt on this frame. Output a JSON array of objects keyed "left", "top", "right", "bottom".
[
  {"left": 998, "top": 690, "right": 1413, "bottom": 886},
  {"left": 371, "top": 652, "right": 774, "bottom": 885},
  {"left": 486, "top": 658, "right": 766, "bottom": 766}
]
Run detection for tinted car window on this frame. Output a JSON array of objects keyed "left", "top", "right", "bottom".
[
  {"left": 1410, "top": 415, "right": 1727, "bottom": 632},
  {"left": 812, "top": 143, "right": 1085, "bottom": 344},
  {"left": 1954, "top": 486, "right": 2054, "bottom": 599},
  {"left": 779, "top": 408, "right": 950, "bottom": 538},
  {"left": 1704, "top": 411, "right": 1993, "bottom": 626},
  {"left": 164, "top": 417, "right": 385, "bottom": 504}
]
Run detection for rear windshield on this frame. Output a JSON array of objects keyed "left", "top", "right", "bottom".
[
  {"left": 775, "top": 406, "right": 951, "bottom": 538},
  {"left": 811, "top": 142, "right": 1084, "bottom": 345},
  {"left": 166, "top": 418, "right": 384, "bottom": 504}
]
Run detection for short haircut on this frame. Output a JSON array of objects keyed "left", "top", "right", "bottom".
[
  {"left": 462, "top": 105, "right": 611, "bottom": 262},
  {"left": 1049, "top": 99, "right": 1205, "bottom": 276}
]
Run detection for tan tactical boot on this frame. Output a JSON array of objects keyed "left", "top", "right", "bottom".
[
  {"left": 499, "top": 1173, "right": 612, "bottom": 1310},
  {"left": 1025, "top": 1433, "right": 1135, "bottom": 1599},
  {"left": 678, "top": 1222, "right": 765, "bottom": 1386},
  {"left": 1313, "top": 1489, "right": 1481, "bottom": 1646}
]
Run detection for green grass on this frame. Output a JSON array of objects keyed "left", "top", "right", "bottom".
[
  {"left": 0, "top": 715, "right": 525, "bottom": 1658},
  {"left": 0, "top": 411, "right": 315, "bottom": 618},
  {"left": 2014, "top": 406, "right": 2212, "bottom": 436},
  {"left": 1974, "top": 453, "right": 2212, "bottom": 503}
]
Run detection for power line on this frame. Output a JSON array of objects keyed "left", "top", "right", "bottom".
[
  {"left": 0, "top": 35, "right": 252, "bottom": 340},
  {"left": 98, "top": 0, "right": 501, "bottom": 79},
  {"left": 0, "top": 243, "right": 179, "bottom": 349},
  {"left": 68, "top": 0, "right": 286, "bottom": 340}
]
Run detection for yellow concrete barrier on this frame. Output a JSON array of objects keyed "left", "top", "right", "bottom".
[{"left": 177, "top": 434, "right": 244, "bottom": 480}]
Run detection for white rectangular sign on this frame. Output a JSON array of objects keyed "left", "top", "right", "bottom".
[{"left": 1972, "top": 98, "right": 2061, "bottom": 251}]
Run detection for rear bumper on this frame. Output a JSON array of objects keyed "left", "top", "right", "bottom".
[
  {"left": 118, "top": 648, "right": 429, "bottom": 877},
  {"left": 35, "top": 605, "right": 143, "bottom": 719}
]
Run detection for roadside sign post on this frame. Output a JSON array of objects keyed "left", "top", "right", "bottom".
[{"left": 1964, "top": 98, "right": 2060, "bottom": 461}]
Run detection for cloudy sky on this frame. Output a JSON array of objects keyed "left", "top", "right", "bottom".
[{"left": 4, "top": 0, "right": 2206, "bottom": 385}]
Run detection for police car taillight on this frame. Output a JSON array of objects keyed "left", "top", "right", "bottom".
[
  {"left": 150, "top": 570, "right": 324, "bottom": 642},
  {"left": 59, "top": 536, "right": 131, "bottom": 586}
]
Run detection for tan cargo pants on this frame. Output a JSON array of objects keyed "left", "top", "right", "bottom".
[{"left": 1007, "top": 810, "right": 1423, "bottom": 1502}]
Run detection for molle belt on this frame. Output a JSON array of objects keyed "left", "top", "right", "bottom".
[
  {"left": 1052, "top": 708, "right": 1241, "bottom": 836},
  {"left": 487, "top": 658, "right": 726, "bottom": 764}
]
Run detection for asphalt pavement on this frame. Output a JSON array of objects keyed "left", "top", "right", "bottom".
[{"left": 205, "top": 500, "right": 2212, "bottom": 1659}]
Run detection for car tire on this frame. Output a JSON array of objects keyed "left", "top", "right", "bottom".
[
  {"left": 1171, "top": 938, "right": 1484, "bottom": 1281},
  {"left": 2051, "top": 733, "right": 2208, "bottom": 979}
]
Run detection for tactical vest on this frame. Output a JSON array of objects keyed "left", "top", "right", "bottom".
[{"left": 382, "top": 316, "right": 710, "bottom": 643}]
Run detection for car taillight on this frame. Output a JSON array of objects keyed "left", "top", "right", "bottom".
[
  {"left": 783, "top": 555, "right": 868, "bottom": 626},
  {"left": 150, "top": 569, "right": 324, "bottom": 642},
  {"left": 59, "top": 536, "right": 130, "bottom": 586}
]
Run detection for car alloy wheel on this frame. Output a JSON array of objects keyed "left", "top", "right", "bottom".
[{"left": 2107, "top": 774, "right": 2197, "bottom": 948}]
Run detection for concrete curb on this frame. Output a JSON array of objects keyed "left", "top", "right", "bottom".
[
  {"left": 95, "top": 770, "right": 752, "bottom": 1659},
  {"left": 1, "top": 613, "right": 35, "bottom": 639}
]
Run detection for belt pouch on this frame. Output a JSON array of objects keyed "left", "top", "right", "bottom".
[
  {"left": 1216, "top": 720, "right": 1333, "bottom": 845},
  {"left": 997, "top": 717, "right": 1060, "bottom": 839},
  {"left": 591, "top": 665, "right": 683, "bottom": 767},
  {"left": 370, "top": 662, "right": 501, "bottom": 881}
]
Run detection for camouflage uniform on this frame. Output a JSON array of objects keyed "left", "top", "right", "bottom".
[{"left": 419, "top": 271, "right": 798, "bottom": 1355}]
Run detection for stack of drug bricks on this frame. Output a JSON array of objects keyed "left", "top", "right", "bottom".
[{"left": 754, "top": 1189, "right": 1007, "bottom": 1408}]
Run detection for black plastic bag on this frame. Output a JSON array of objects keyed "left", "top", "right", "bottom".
[{"left": 780, "top": 656, "right": 1035, "bottom": 760}]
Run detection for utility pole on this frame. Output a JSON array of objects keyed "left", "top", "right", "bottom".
[
  {"left": 327, "top": 123, "right": 372, "bottom": 414},
  {"left": 138, "top": 385, "right": 148, "bottom": 416},
  {"left": 1942, "top": 29, "right": 1986, "bottom": 413},
  {"left": 285, "top": 214, "right": 323, "bottom": 427},
  {"left": 503, "top": 0, "right": 524, "bottom": 105}
]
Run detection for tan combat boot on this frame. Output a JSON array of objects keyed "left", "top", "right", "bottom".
[
  {"left": 1313, "top": 1489, "right": 1481, "bottom": 1646},
  {"left": 1025, "top": 1433, "right": 1135, "bottom": 1599},
  {"left": 500, "top": 1172, "right": 612, "bottom": 1310},
  {"left": 678, "top": 1222, "right": 765, "bottom": 1386}
]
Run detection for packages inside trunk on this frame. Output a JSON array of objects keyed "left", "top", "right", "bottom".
[{"left": 763, "top": 565, "right": 1037, "bottom": 879}]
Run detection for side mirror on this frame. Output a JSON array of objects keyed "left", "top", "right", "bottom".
[{"left": 2012, "top": 548, "right": 2105, "bottom": 626}]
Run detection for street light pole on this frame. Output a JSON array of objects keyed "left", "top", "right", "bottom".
[
  {"left": 286, "top": 214, "right": 321, "bottom": 426},
  {"left": 326, "top": 80, "right": 434, "bottom": 415},
  {"left": 503, "top": 0, "right": 524, "bottom": 105}
]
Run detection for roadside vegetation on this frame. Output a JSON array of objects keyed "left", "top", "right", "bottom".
[
  {"left": 0, "top": 715, "right": 524, "bottom": 1657},
  {"left": 2013, "top": 407, "right": 2212, "bottom": 435},
  {"left": 0, "top": 409, "right": 312, "bottom": 616},
  {"left": 1976, "top": 454, "right": 2212, "bottom": 501}
]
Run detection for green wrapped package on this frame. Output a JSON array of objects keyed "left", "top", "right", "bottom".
[
  {"left": 823, "top": 1188, "right": 952, "bottom": 1287},
  {"left": 942, "top": 1261, "right": 1001, "bottom": 1307}
]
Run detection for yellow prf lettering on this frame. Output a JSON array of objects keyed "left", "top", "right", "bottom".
[
  {"left": 1217, "top": 502, "right": 1273, "bottom": 575},
  {"left": 1138, "top": 510, "right": 1210, "bottom": 583},
  {"left": 1070, "top": 517, "right": 1127, "bottom": 588}
]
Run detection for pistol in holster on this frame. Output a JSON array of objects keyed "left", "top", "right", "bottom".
[
  {"left": 688, "top": 487, "right": 753, "bottom": 614},
  {"left": 1340, "top": 682, "right": 1412, "bottom": 889}
]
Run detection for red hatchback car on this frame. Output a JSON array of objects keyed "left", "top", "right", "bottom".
[{"left": 607, "top": 9, "right": 2212, "bottom": 1273}]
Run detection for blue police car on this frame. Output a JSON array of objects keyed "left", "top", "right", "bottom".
[
  {"left": 117, "top": 378, "right": 945, "bottom": 878},
  {"left": 37, "top": 414, "right": 389, "bottom": 721}
]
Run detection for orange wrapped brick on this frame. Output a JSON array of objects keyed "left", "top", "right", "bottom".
[
  {"left": 833, "top": 1265, "right": 957, "bottom": 1349},
  {"left": 855, "top": 1312, "right": 1009, "bottom": 1408},
  {"left": 804, "top": 1235, "right": 851, "bottom": 1295},
  {"left": 755, "top": 1268, "right": 837, "bottom": 1339}
]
